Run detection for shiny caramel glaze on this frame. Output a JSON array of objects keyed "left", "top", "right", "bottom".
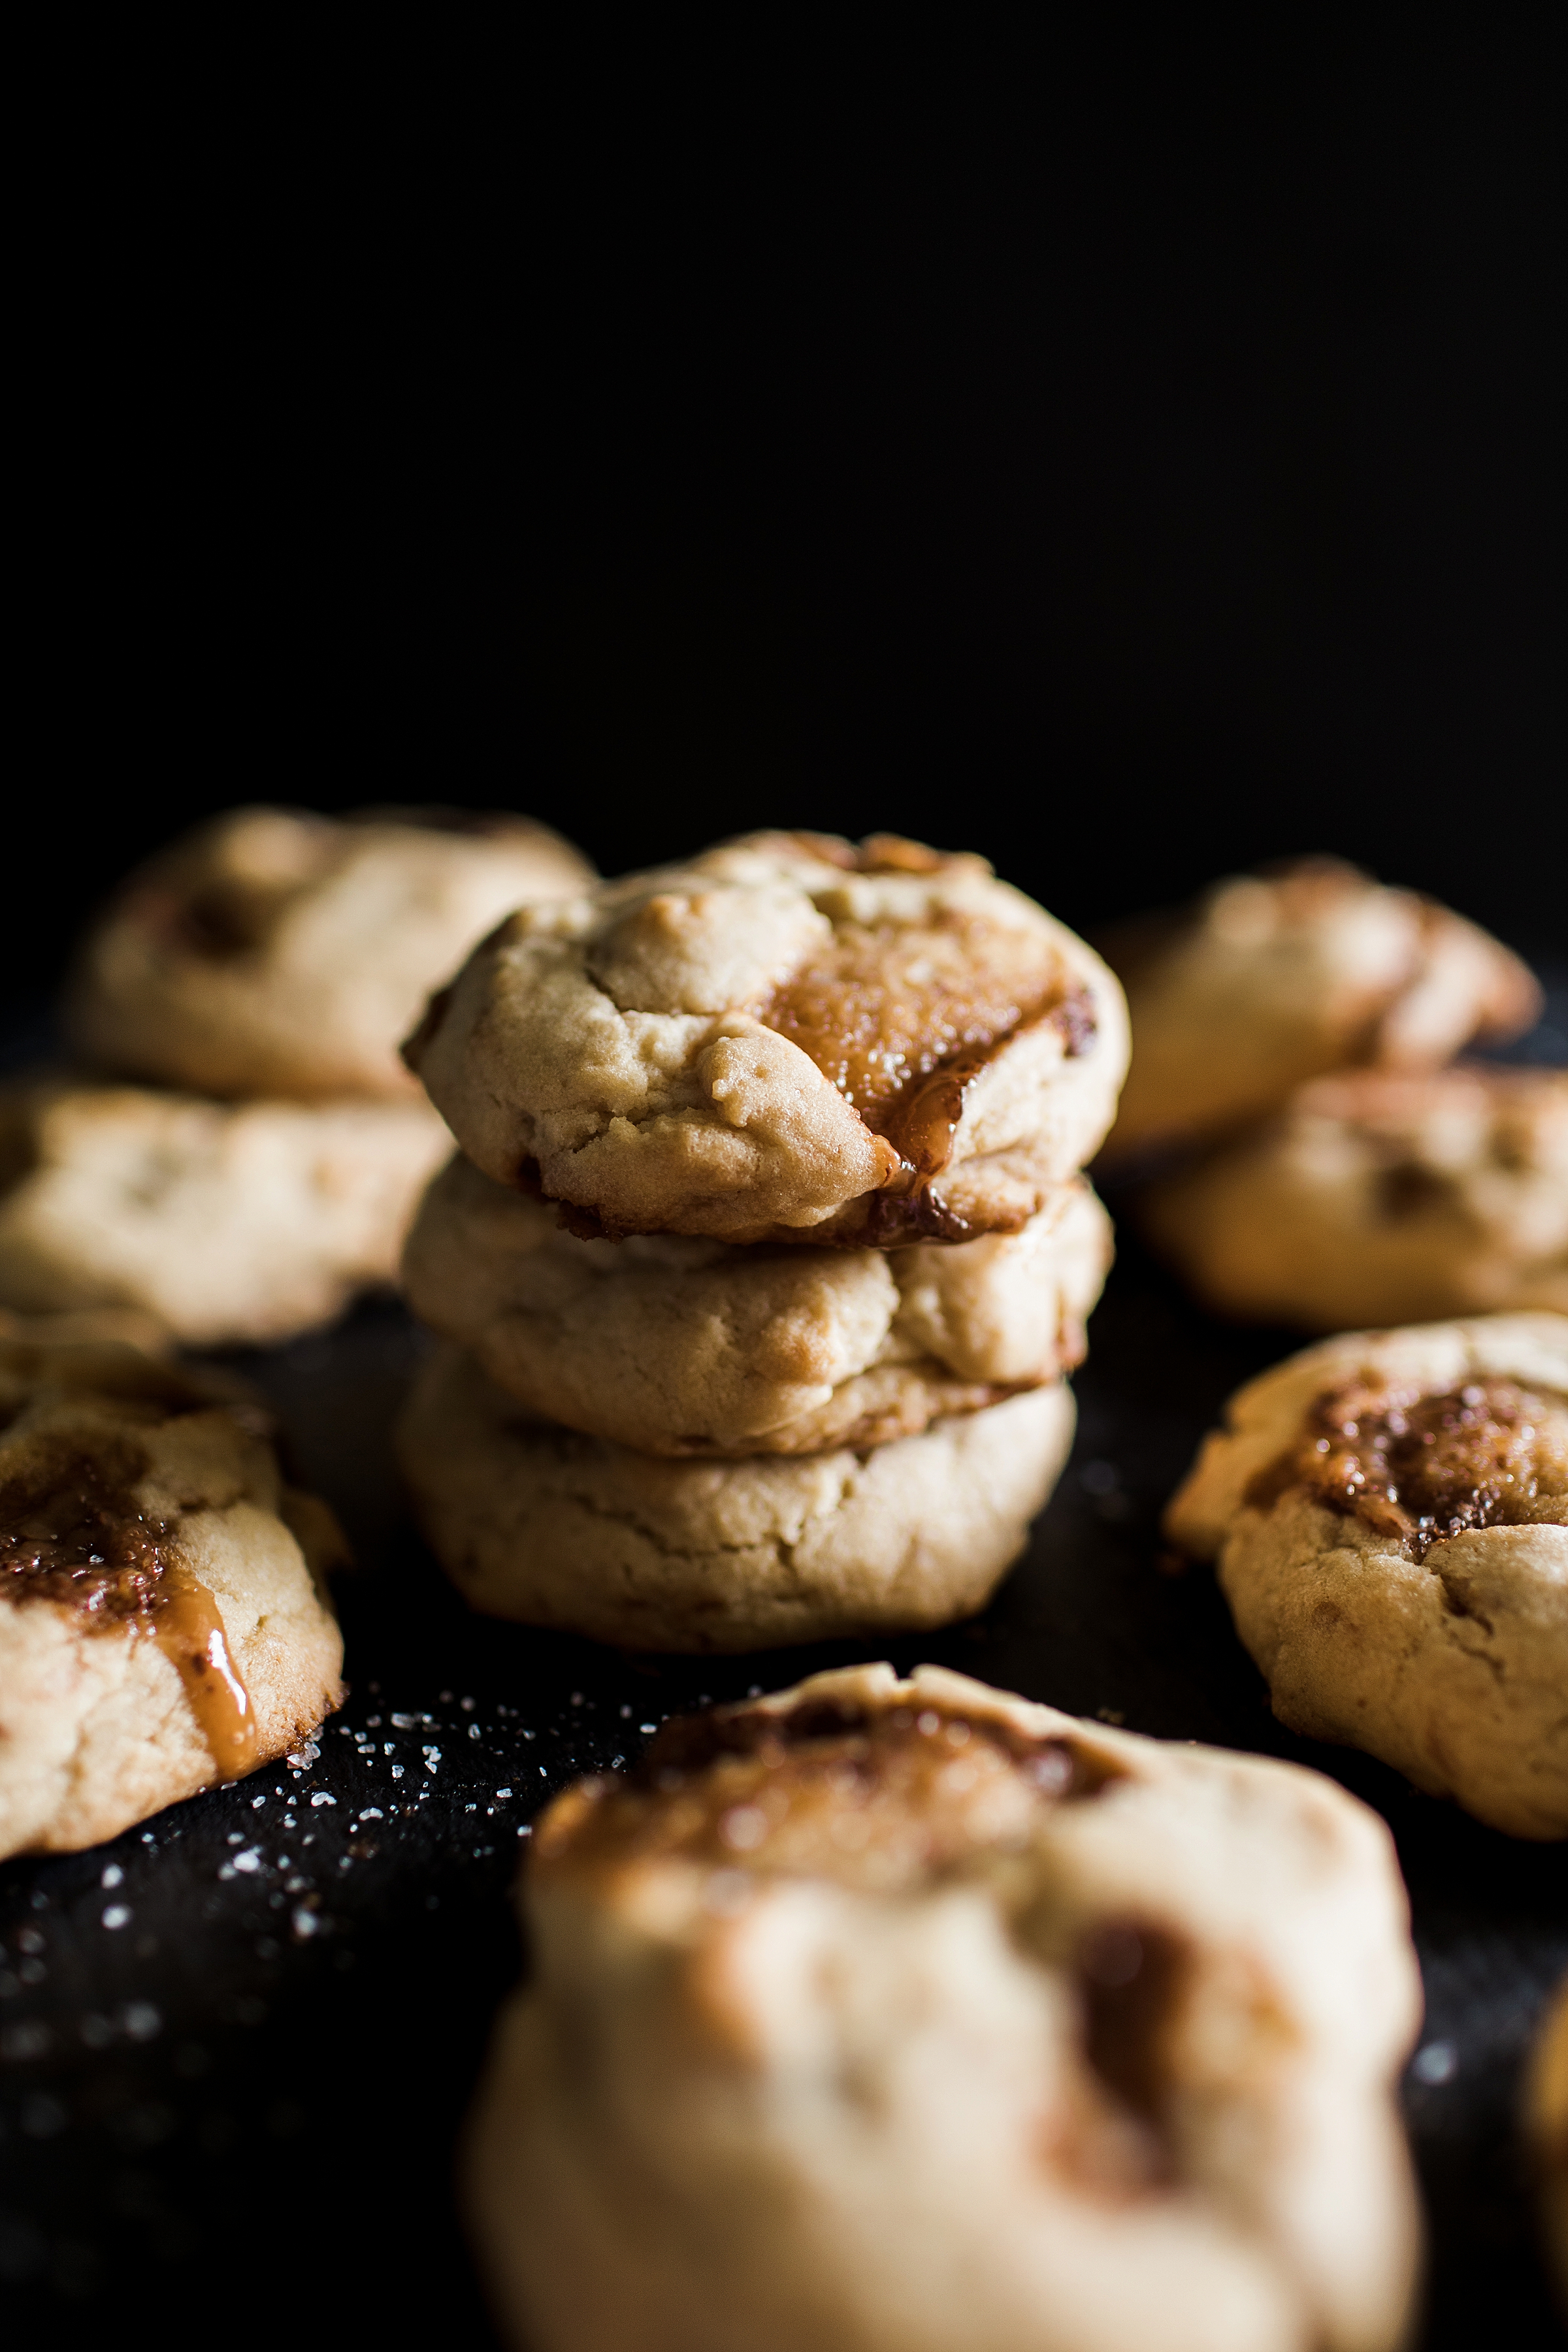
[
  {"left": 536, "top": 1688, "right": 1119, "bottom": 1897},
  {"left": 1246, "top": 1377, "right": 1568, "bottom": 1560},
  {"left": 761, "top": 907, "right": 1086, "bottom": 1174},
  {"left": 1, "top": 1414, "right": 261, "bottom": 1776}
]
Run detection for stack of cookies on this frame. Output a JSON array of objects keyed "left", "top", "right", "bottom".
[
  {"left": 1095, "top": 858, "right": 1559, "bottom": 1330},
  {"left": 0, "top": 806, "right": 592, "bottom": 1345},
  {"left": 397, "top": 830, "right": 1130, "bottom": 1652}
]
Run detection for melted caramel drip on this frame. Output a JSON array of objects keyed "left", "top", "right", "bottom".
[
  {"left": 1246, "top": 1377, "right": 1568, "bottom": 1560},
  {"left": 761, "top": 912, "right": 1071, "bottom": 1138},
  {"left": 1077, "top": 1921, "right": 1188, "bottom": 2125},
  {"left": 1, "top": 1433, "right": 259, "bottom": 1776},
  {"left": 539, "top": 1696, "right": 1115, "bottom": 1894}
]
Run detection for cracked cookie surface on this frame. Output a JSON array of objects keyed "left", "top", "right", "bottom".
[
  {"left": 402, "top": 1153, "right": 1111, "bottom": 1456},
  {"left": 396, "top": 1345, "right": 1075, "bottom": 1650},
  {"left": 66, "top": 804, "right": 593, "bottom": 1100},
  {"left": 1166, "top": 1312, "right": 1568, "bottom": 1837},
  {"left": 1138, "top": 1066, "right": 1568, "bottom": 1330},
  {"left": 402, "top": 831, "right": 1128, "bottom": 1245},
  {"left": 0, "top": 1077, "right": 452, "bottom": 1345},
  {"left": 0, "top": 1324, "right": 344, "bottom": 1857},
  {"left": 1099, "top": 860, "right": 1540, "bottom": 1162},
  {"left": 467, "top": 1661, "right": 1420, "bottom": 2352}
]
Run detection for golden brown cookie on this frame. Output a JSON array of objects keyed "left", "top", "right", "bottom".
[
  {"left": 0, "top": 1331, "right": 345, "bottom": 1857},
  {"left": 397, "top": 1345, "right": 1075, "bottom": 1651},
  {"left": 1137, "top": 1066, "right": 1568, "bottom": 1330},
  {"left": 404, "top": 831, "right": 1128, "bottom": 1246},
  {"left": 1527, "top": 1973, "right": 1568, "bottom": 2313},
  {"left": 66, "top": 804, "right": 593, "bottom": 1100},
  {"left": 402, "top": 1152, "right": 1112, "bottom": 1455},
  {"left": 466, "top": 1662, "right": 1421, "bottom": 2352},
  {"left": 1100, "top": 860, "right": 1540, "bottom": 1161},
  {"left": 0, "top": 1077, "right": 452, "bottom": 1345},
  {"left": 1166, "top": 1313, "right": 1568, "bottom": 1837}
]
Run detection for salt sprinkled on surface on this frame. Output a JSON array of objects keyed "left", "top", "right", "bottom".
[
  {"left": 100, "top": 1865, "right": 123, "bottom": 1890},
  {"left": 310, "top": 1793, "right": 336, "bottom": 1808},
  {"left": 101, "top": 1906, "right": 131, "bottom": 1931}
]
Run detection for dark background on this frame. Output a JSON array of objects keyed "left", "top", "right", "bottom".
[{"left": 19, "top": 20, "right": 1563, "bottom": 980}]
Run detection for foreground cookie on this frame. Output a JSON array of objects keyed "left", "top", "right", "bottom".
[
  {"left": 0, "top": 1078, "right": 451, "bottom": 1345},
  {"left": 0, "top": 1330, "right": 345, "bottom": 1856},
  {"left": 398, "top": 1347, "right": 1073, "bottom": 1650},
  {"left": 467, "top": 1663, "right": 1421, "bottom": 2352},
  {"left": 66, "top": 804, "right": 593, "bottom": 1101},
  {"left": 403, "top": 1152, "right": 1112, "bottom": 1455},
  {"left": 1528, "top": 1974, "right": 1568, "bottom": 2312},
  {"left": 1138, "top": 1066, "right": 1568, "bottom": 1331},
  {"left": 1166, "top": 1313, "right": 1568, "bottom": 1837},
  {"left": 404, "top": 831, "right": 1128, "bottom": 1245},
  {"left": 1100, "top": 860, "right": 1540, "bottom": 1161}
]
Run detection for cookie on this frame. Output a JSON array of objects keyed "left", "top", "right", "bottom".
[
  {"left": 402, "top": 1152, "right": 1112, "bottom": 1456},
  {"left": 1137, "top": 1067, "right": 1568, "bottom": 1331},
  {"left": 397, "top": 1346, "right": 1075, "bottom": 1650},
  {"left": 0, "top": 1077, "right": 452, "bottom": 1346},
  {"left": 0, "top": 1330, "right": 345, "bottom": 1857},
  {"left": 466, "top": 1662, "right": 1421, "bottom": 2352},
  {"left": 1099, "top": 859, "right": 1541, "bottom": 1161},
  {"left": 403, "top": 830, "right": 1128, "bottom": 1246},
  {"left": 1165, "top": 1313, "right": 1568, "bottom": 1838},
  {"left": 66, "top": 804, "right": 594, "bottom": 1101},
  {"left": 1528, "top": 1973, "right": 1568, "bottom": 2311}
]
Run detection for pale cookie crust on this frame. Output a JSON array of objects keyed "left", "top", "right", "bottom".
[
  {"left": 1527, "top": 1973, "right": 1568, "bottom": 2313},
  {"left": 404, "top": 831, "right": 1129, "bottom": 1245},
  {"left": 1100, "top": 860, "right": 1541, "bottom": 1161},
  {"left": 0, "top": 1077, "right": 452, "bottom": 1345},
  {"left": 1139, "top": 1067, "right": 1568, "bottom": 1331},
  {"left": 466, "top": 1661, "right": 1421, "bottom": 2352},
  {"left": 402, "top": 1153, "right": 1112, "bottom": 1455},
  {"left": 1166, "top": 1313, "right": 1568, "bottom": 1838},
  {"left": 66, "top": 804, "right": 594, "bottom": 1101},
  {"left": 397, "top": 1347, "right": 1075, "bottom": 1651},
  {"left": 0, "top": 1335, "right": 345, "bottom": 1858}
]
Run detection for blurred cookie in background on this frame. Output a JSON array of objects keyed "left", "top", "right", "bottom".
[
  {"left": 397, "top": 1343, "right": 1075, "bottom": 1652},
  {"left": 65, "top": 804, "right": 594, "bottom": 1102},
  {"left": 0, "top": 1325, "right": 345, "bottom": 1857},
  {"left": 1166, "top": 1312, "right": 1568, "bottom": 1839},
  {"left": 0, "top": 1077, "right": 451, "bottom": 1345},
  {"left": 466, "top": 1663, "right": 1421, "bottom": 2352},
  {"left": 1135, "top": 1067, "right": 1568, "bottom": 1330},
  {"left": 402, "top": 1152, "right": 1112, "bottom": 1456},
  {"left": 1098, "top": 859, "right": 1541, "bottom": 1164},
  {"left": 1528, "top": 1974, "right": 1568, "bottom": 2315}
]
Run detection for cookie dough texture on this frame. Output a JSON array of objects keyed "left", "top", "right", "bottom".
[
  {"left": 0, "top": 1078, "right": 452, "bottom": 1345},
  {"left": 0, "top": 1332, "right": 344, "bottom": 1857},
  {"left": 66, "top": 804, "right": 594, "bottom": 1102},
  {"left": 1166, "top": 1313, "right": 1568, "bottom": 1838},
  {"left": 467, "top": 1662, "right": 1421, "bottom": 2352},
  {"left": 1100, "top": 860, "right": 1541, "bottom": 1161},
  {"left": 1142, "top": 1063, "right": 1568, "bottom": 1326},
  {"left": 403, "top": 1152, "right": 1112, "bottom": 1456},
  {"left": 1528, "top": 1973, "right": 1568, "bottom": 2311},
  {"left": 1138, "top": 1067, "right": 1568, "bottom": 1331},
  {"left": 404, "top": 831, "right": 1129, "bottom": 1246},
  {"left": 397, "top": 1347, "right": 1075, "bottom": 1650}
]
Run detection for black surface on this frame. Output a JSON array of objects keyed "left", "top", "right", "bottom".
[{"left": 3, "top": 1229, "right": 1565, "bottom": 2344}]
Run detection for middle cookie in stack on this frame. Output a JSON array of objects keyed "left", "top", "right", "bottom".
[{"left": 397, "top": 831, "right": 1128, "bottom": 1652}]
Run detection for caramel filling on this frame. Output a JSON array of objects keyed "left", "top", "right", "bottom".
[
  {"left": 1, "top": 1433, "right": 259, "bottom": 1776},
  {"left": 539, "top": 1696, "right": 1114, "bottom": 1895},
  {"left": 1246, "top": 1377, "right": 1568, "bottom": 1559},
  {"left": 761, "top": 911, "right": 1088, "bottom": 1174}
]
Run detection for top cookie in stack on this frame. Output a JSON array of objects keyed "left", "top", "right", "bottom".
[{"left": 397, "top": 832, "right": 1129, "bottom": 1653}]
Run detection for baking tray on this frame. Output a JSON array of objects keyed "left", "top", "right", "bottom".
[{"left": 3, "top": 1126, "right": 1566, "bottom": 2344}]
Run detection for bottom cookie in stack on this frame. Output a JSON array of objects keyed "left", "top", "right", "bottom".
[{"left": 398, "top": 1345, "right": 1075, "bottom": 1651}]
